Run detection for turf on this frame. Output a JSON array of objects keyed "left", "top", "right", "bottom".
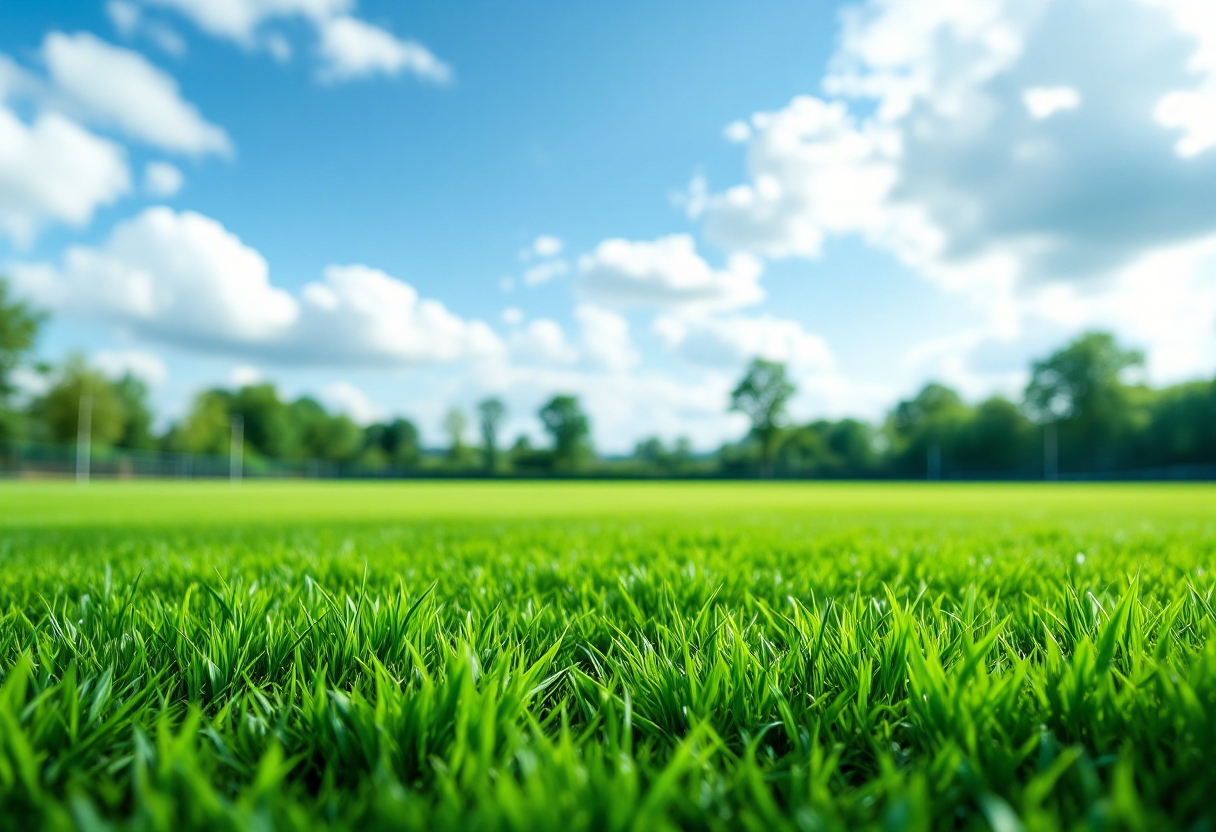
[{"left": 0, "top": 482, "right": 1214, "bottom": 831}]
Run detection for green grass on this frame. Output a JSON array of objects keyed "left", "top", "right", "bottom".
[{"left": 1, "top": 482, "right": 1214, "bottom": 831}]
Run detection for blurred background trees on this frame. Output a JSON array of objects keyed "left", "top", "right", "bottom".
[{"left": 3, "top": 275, "right": 1215, "bottom": 479}]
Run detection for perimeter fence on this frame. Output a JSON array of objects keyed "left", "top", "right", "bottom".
[{"left": 2, "top": 441, "right": 1215, "bottom": 482}]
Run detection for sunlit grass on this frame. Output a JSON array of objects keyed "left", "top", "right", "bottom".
[{"left": 1, "top": 482, "right": 1214, "bottom": 830}]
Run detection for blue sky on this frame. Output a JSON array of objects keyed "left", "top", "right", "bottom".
[{"left": 3, "top": 0, "right": 1215, "bottom": 452}]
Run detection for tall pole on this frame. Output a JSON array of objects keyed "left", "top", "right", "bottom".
[
  {"left": 927, "top": 443, "right": 941, "bottom": 481},
  {"left": 76, "top": 393, "right": 92, "bottom": 485},
  {"left": 1045, "top": 422, "right": 1058, "bottom": 481},
  {"left": 230, "top": 415, "right": 243, "bottom": 483}
]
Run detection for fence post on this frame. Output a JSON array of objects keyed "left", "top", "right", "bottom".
[
  {"left": 1044, "top": 422, "right": 1058, "bottom": 481},
  {"left": 230, "top": 415, "right": 243, "bottom": 483},
  {"left": 76, "top": 393, "right": 92, "bottom": 485}
]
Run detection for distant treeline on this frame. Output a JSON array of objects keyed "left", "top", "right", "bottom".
[{"left": 2, "top": 277, "right": 1214, "bottom": 478}]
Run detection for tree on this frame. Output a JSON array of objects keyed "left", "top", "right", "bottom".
[
  {"left": 383, "top": 418, "right": 420, "bottom": 467},
  {"left": 1025, "top": 332, "right": 1144, "bottom": 424},
  {"left": 169, "top": 390, "right": 232, "bottom": 455},
  {"left": 230, "top": 384, "right": 296, "bottom": 459},
  {"left": 113, "top": 374, "right": 156, "bottom": 450},
  {"left": 477, "top": 397, "right": 506, "bottom": 473},
  {"left": 30, "top": 355, "right": 125, "bottom": 448},
  {"left": 0, "top": 278, "right": 45, "bottom": 444},
  {"left": 1024, "top": 332, "right": 1145, "bottom": 471},
  {"left": 886, "top": 383, "right": 971, "bottom": 477},
  {"left": 730, "top": 359, "right": 795, "bottom": 473},
  {"left": 539, "top": 395, "right": 590, "bottom": 469},
  {"left": 443, "top": 408, "right": 468, "bottom": 463}
]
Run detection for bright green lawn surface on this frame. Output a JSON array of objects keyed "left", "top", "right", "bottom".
[
  {"left": 1, "top": 482, "right": 1214, "bottom": 831},
  {"left": 4, "top": 480, "right": 1215, "bottom": 526}
]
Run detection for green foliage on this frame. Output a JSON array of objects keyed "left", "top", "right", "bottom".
[
  {"left": 364, "top": 419, "right": 421, "bottom": 469},
  {"left": 0, "top": 482, "right": 1214, "bottom": 830},
  {"left": 29, "top": 355, "right": 126, "bottom": 448},
  {"left": 0, "top": 277, "right": 44, "bottom": 407},
  {"left": 478, "top": 397, "right": 506, "bottom": 473},
  {"left": 169, "top": 390, "right": 233, "bottom": 455},
  {"left": 1025, "top": 333, "right": 1148, "bottom": 472},
  {"left": 112, "top": 374, "right": 157, "bottom": 451},
  {"left": 443, "top": 408, "right": 469, "bottom": 464},
  {"left": 730, "top": 358, "right": 795, "bottom": 469},
  {"left": 539, "top": 395, "right": 591, "bottom": 469}
]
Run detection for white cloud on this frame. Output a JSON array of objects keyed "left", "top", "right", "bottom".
[
  {"left": 143, "top": 161, "right": 184, "bottom": 196},
  {"left": 320, "top": 381, "right": 383, "bottom": 424},
  {"left": 266, "top": 33, "right": 292, "bottom": 62},
  {"left": 1022, "top": 85, "right": 1080, "bottom": 119},
  {"left": 43, "top": 32, "right": 230, "bottom": 156},
  {"left": 107, "top": 1, "right": 142, "bottom": 36},
  {"left": 723, "top": 120, "right": 752, "bottom": 143},
  {"left": 577, "top": 234, "right": 764, "bottom": 314},
  {"left": 575, "top": 304, "right": 638, "bottom": 372},
  {"left": 670, "top": 173, "right": 708, "bottom": 220},
  {"left": 710, "top": 0, "right": 1216, "bottom": 284},
  {"left": 704, "top": 96, "right": 899, "bottom": 259},
  {"left": 109, "top": 2, "right": 187, "bottom": 56},
  {"left": 522, "top": 259, "right": 569, "bottom": 286},
  {"left": 316, "top": 15, "right": 452, "bottom": 83},
  {"left": 140, "top": 0, "right": 449, "bottom": 84},
  {"left": 1148, "top": 0, "right": 1216, "bottom": 158},
  {"left": 703, "top": 0, "right": 1216, "bottom": 390},
  {"left": 531, "top": 234, "right": 563, "bottom": 258},
  {"left": 230, "top": 364, "right": 262, "bottom": 386},
  {"left": 9, "top": 207, "right": 503, "bottom": 367},
  {"left": 93, "top": 348, "right": 169, "bottom": 386},
  {"left": 510, "top": 319, "right": 578, "bottom": 366},
  {"left": 0, "top": 107, "right": 131, "bottom": 246},
  {"left": 142, "top": 0, "right": 351, "bottom": 44},
  {"left": 501, "top": 306, "right": 524, "bottom": 325},
  {"left": 655, "top": 313, "right": 836, "bottom": 373}
]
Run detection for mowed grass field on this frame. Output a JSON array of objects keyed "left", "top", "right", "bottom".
[{"left": 1, "top": 482, "right": 1214, "bottom": 831}]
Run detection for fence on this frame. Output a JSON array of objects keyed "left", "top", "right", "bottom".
[{"left": 2, "top": 441, "right": 1215, "bottom": 482}]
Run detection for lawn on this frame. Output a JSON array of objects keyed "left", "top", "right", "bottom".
[{"left": 0, "top": 482, "right": 1214, "bottom": 831}]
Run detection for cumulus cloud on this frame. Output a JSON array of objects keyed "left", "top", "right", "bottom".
[
  {"left": 107, "top": 1, "right": 142, "bottom": 37},
  {"left": 0, "top": 107, "right": 131, "bottom": 246},
  {"left": 42, "top": 32, "right": 230, "bottom": 156},
  {"left": 141, "top": 0, "right": 450, "bottom": 84},
  {"left": 531, "top": 234, "right": 563, "bottom": 258},
  {"left": 522, "top": 259, "right": 568, "bottom": 286},
  {"left": 575, "top": 304, "right": 638, "bottom": 372},
  {"left": 142, "top": 0, "right": 350, "bottom": 44},
  {"left": 577, "top": 234, "right": 764, "bottom": 314},
  {"left": 510, "top": 319, "right": 578, "bottom": 366},
  {"left": 230, "top": 365, "right": 262, "bottom": 386},
  {"left": 320, "top": 381, "right": 383, "bottom": 424},
  {"left": 108, "top": 1, "right": 186, "bottom": 56},
  {"left": 1022, "top": 86, "right": 1080, "bottom": 120},
  {"left": 9, "top": 207, "right": 502, "bottom": 367},
  {"left": 93, "top": 348, "right": 169, "bottom": 386},
  {"left": 708, "top": 0, "right": 1216, "bottom": 287},
  {"left": 701, "top": 0, "right": 1216, "bottom": 387},
  {"left": 317, "top": 15, "right": 451, "bottom": 83},
  {"left": 143, "top": 161, "right": 184, "bottom": 196},
  {"left": 654, "top": 314, "right": 835, "bottom": 373}
]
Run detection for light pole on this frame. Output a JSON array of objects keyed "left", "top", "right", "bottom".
[
  {"left": 1044, "top": 421, "right": 1058, "bottom": 481},
  {"left": 76, "top": 393, "right": 92, "bottom": 485},
  {"left": 230, "top": 415, "right": 243, "bottom": 483}
]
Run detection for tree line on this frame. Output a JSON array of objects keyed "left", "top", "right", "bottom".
[{"left": 2, "top": 277, "right": 1214, "bottom": 478}]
